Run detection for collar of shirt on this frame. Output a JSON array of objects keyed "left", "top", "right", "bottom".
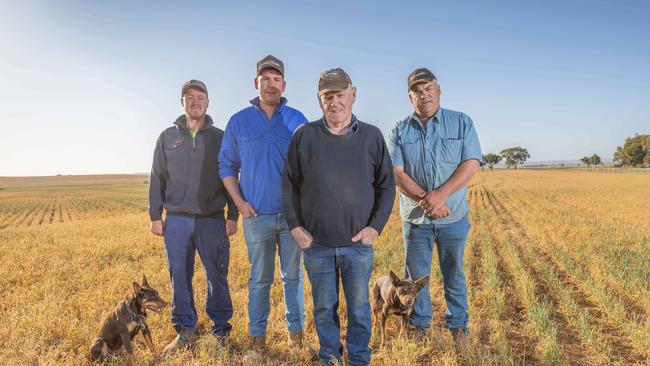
[
  {"left": 322, "top": 114, "right": 359, "bottom": 135},
  {"left": 249, "top": 96, "right": 288, "bottom": 112},
  {"left": 409, "top": 108, "right": 441, "bottom": 131}
]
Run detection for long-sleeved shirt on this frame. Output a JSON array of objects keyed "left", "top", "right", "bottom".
[
  {"left": 149, "top": 115, "right": 238, "bottom": 221},
  {"left": 283, "top": 116, "right": 396, "bottom": 247},
  {"left": 219, "top": 97, "right": 307, "bottom": 214}
]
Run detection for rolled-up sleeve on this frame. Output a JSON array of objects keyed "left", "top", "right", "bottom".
[
  {"left": 461, "top": 114, "right": 484, "bottom": 165},
  {"left": 388, "top": 126, "right": 404, "bottom": 167},
  {"left": 218, "top": 117, "right": 240, "bottom": 179}
]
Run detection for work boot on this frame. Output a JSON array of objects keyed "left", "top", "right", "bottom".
[
  {"left": 288, "top": 330, "right": 303, "bottom": 348},
  {"left": 162, "top": 326, "right": 195, "bottom": 356},
  {"left": 451, "top": 328, "right": 470, "bottom": 356},
  {"left": 249, "top": 335, "right": 266, "bottom": 351}
]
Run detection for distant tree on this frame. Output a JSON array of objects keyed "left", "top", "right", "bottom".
[
  {"left": 580, "top": 154, "right": 602, "bottom": 167},
  {"left": 482, "top": 153, "right": 502, "bottom": 171},
  {"left": 500, "top": 147, "right": 530, "bottom": 169},
  {"left": 613, "top": 134, "right": 650, "bottom": 167},
  {"left": 590, "top": 154, "right": 602, "bottom": 166}
]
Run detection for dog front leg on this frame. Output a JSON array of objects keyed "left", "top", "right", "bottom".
[
  {"left": 141, "top": 324, "right": 156, "bottom": 354},
  {"left": 380, "top": 306, "right": 389, "bottom": 348},
  {"left": 400, "top": 314, "right": 409, "bottom": 336}
]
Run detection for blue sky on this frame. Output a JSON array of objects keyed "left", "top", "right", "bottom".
[{"left": 1, "top": 0, "right": 648, "bottom": 175}]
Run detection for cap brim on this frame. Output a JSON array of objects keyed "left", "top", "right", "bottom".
[
  {"left": 318, "top": 87, "right": 349, "bottom": 96},
  {"left": 182, "top": 85, "right": 207, "bottom": 95},
  {"left": 257, "top": 66, "right": 284, "bottom": 76},
  {"left": 408, "top": 78, "right": 434, "bottom": 90}
]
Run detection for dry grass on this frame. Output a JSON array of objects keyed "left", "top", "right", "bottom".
[{"left": 0, "top": 171, "right": 648, "bottom": 365}]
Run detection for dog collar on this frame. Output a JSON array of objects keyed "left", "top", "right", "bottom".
[{"left": 123, "top": 300, "right": 147, "bottom": 326}]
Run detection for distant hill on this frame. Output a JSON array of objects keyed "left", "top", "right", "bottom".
[{"left": 0, "top": 174, "right": 149, "bottom": 188}]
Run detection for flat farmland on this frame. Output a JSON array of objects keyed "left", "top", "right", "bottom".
[{"left": 0, "top": 171, "right": 648, "bottom": 365}]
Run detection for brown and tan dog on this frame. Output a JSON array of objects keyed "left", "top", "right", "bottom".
[
  {"left": 89, "top": 274, "right": 167, "bottom": 364},
  {"left": 371, "top": 271, "right": 429, "bottom": 347}
]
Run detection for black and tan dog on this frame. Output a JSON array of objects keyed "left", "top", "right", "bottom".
[
  {"left": 371, "top": 271, "right": 429, "bottom": 347},
  {"left": 89, "top": 274, "right": 167, "bottom": 364}
]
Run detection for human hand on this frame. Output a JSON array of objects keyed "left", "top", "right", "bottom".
[
  {"left": 237, "top": 201, "right": 257, "bottom": 218},
  {"left": 226, "top": 219, "right": 237, "bottom": 236},
  {"left": 419, "top": 190, "right": 448, "bottom": 213},
  {"left": 427, "top": 204, "right": 450, "bottom": 219},
  {"left": 291, "top": 226, "right": 314, "bottom": 249},
  {"left": 351, "top": 226, "right": 379, "bottom": 245},
  {"left": 150, "top": 220, "right": 164, "bottom": 237}
]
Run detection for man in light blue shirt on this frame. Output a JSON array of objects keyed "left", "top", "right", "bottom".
[
  {"left": 219, "top": 55, "right": 308, "bottom": 349},
  {"left": 388, "top": 68, "right": 483, "bottom": 353}
]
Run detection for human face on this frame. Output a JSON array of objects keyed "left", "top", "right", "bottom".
[
  {"left": 318, "top": 86, "right": 356, "bottom": 127},
  {"left": 181, "top": 88, "right": 209, "bottom": 120},
  {"left": 408, "top": 81, "right": 441, "bottom": 120},
  {"left": 255, "top": 69, "right": 286, "bottom": 106}
]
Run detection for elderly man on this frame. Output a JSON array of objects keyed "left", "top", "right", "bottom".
[
  {"left": 388, "top": 68, "right": 483, "bottom": 352},
  {"left": 219, "top": 55, "right": 308, "bottom": 349},
  {"left": 283, "top": 68, "right": 395, "bottom": 366},
  {"left": 149, "top": 80, "right": 239, "bottom": 355}
]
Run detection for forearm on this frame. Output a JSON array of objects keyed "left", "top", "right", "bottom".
[
  {"left": 436, "top": 159, "right": 481, "bottom": 197},
  {"left": 224, "top": 188, "right": 239, "bottom": 220},
  {"left": 394, "top": 167, "right": 426, "bottom": 201},
  {"left": 222, "top": 176, "right": 245, "bottom": 206}
]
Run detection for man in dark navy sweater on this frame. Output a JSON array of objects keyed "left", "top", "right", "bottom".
[{"left": 283, "top": 68, "right": 395, "bottom": 366}]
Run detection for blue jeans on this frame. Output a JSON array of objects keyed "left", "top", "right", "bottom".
[
  {"left": 242, "top": 213, "right": 305, "bottom": 336},
  {"left": 303, "top": 243, "right": 374, "bottom": 366},
  {"left": 403, "top": 215, "right": 470, "bottom": 331},
  {"left": 163, "top": 215, "right": 232, "bottom": 336}
]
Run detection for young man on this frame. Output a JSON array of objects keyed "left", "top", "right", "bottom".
[{"left": 149, "top": 80, "right": 238, "bottom": 355}]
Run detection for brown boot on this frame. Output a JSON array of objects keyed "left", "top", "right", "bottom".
[
  {"left": 451, "top": 328, "right": 470, "bottom": 356},
  {"left": 162, "top": 326, "right": 195, "bottom": 357},
  {"left": 249, "top": 335, "right": 266, "bottom": 351},
  {"left": 288, "top": 330, "right": 303, "bottom": 348}
]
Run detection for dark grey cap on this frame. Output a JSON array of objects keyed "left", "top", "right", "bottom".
[
  {"left": 318, "top": 68, "right": 352, "bottom": 96},
  {"left": 257, "top": 55, "right": 284, "bottom": 76},
  {"left": 407, "top": 68, "right": 437, "bottom": 90},
  {"left": 181, "top": 79, "right": 208, "bottom": 96}
]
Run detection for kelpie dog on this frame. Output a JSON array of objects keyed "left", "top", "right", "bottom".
[
  {"left": 371, "top": 271, "right": 428, "bottom": 347},
  {"left": 89, "top": 274, "right": 167, "bottom": 364}
]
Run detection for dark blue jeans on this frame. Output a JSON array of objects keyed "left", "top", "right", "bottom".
[
  {"left": 163, "top": 215, "right": 232, "bottom": 336},
  {"left": 403, "top": 215, "right": 470, "bottom": 331},
  {"left": 303, "top": 242, "right": 374, "bottom": 366}
]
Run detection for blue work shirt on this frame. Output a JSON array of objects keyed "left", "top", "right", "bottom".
[
  {"left": 219, "top": 97, "right": 307, "bottom": 214},
  {"left": 388, "top": 107, "right": 483, "bottom": 224}
]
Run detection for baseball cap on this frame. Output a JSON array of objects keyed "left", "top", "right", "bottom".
[
  {"left": 181, "top": 79, "right": 208, "bottom": 96},
  {"left": 407, "top": 68, "right": 437, "bottom": 90},
  {"left": 257, "top": 55, "right": 284, "bottom": 76},
  {"left": 318, "top": 68, "right": 352, "bottom": 96}
]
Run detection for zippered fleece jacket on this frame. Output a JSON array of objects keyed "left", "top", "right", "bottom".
[{"left": 149, "top": 115, "right": 238, "bottom": 221}]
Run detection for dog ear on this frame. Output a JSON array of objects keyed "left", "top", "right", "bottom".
[
  {"left": 414, "top": 275, "right": 429, "bottom": 290},
  {"left": 141, "top": 274, "right": 149, "bottom": 287},
  {"left": 133, "top": 281, "right": 142, "bottom": 294},
  {"left": 389, "top": 271, "right": 401, "bottom": 287}
]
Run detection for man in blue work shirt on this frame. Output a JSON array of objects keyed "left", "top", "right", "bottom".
[
  {"left": 219, "top": 55, "right": 308, "bottom": 349},
  {"left": 388, "top": 68, "right": 483, "bottom": 354}
]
